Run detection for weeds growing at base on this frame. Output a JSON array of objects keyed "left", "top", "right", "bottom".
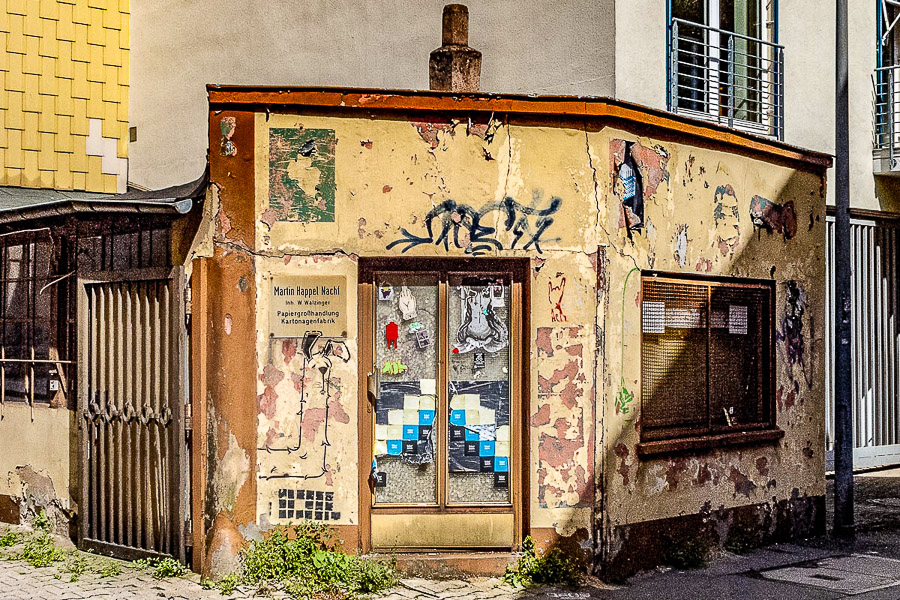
[
  {"left": 206, "top": 521, "right": 397, "bottom": 599},
  {"left": 0, "top": 510, "right": 122, "bottom": 581}
]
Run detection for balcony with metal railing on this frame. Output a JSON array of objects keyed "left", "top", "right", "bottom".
[
  {"left": 873, "top": 65, "right": 900, "bottom": 173},
  {"left": 667, "top": 18, "right": 785, "bottom": 140}
]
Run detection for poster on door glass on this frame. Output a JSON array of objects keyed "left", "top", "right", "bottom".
[
  {"left": 447, "top": 274, "right": 511, "bottom": 503},
  {"left": 372, "top": 273, "right": 438, "bottom": 505}
]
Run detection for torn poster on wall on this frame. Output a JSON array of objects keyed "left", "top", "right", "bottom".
[{"left": 268, "top": 127, "right": 336, "bottom": 223}]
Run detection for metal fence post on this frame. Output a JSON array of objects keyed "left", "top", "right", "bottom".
[
  {"left": 727, "top": 34, "right": 735, "bottom": 129},
  {"left": 671, "top": 21, "right": 679, "bottom": 114},
  {"left": 778, "top": 47, "right": 785, "bottom": 141}
]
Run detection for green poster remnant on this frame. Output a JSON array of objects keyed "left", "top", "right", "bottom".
[{"left": 268, "top": 128, "right": 336, "bottom": 223}]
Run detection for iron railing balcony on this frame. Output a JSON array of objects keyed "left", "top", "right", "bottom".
[
  {"left": 668, "top": 18, "right": 785, "bottom": 141},
  {"left": 873, "top": 65, "right": 900, "bottom": 173}
]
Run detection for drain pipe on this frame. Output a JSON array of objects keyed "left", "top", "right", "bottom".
[{"left": 834, "top": 0, "right": 855, "bottom": 539}]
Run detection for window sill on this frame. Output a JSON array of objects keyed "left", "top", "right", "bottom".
[{"left": 636, "top": 428, "right": 785, "bottom": 458}]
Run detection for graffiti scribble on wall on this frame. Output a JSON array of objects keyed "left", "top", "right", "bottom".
[
  {"left": 777, "top": 280, "right": 812, "bottom": 391},
  {"left": 259, "top": 331, "right": 350, "bottom": 480},
  {"left": 549, "top": 274, "right": 567, "bottom": 323},
  {"left": 454, "top": 287, "right": 509, "bottom": 354},
  {"left": 277, "top": 488, "right": 340, "bottom": 521},
  {"left": 268, "top": 127, "right": 337, "bottom": 223},
  {"left": 386, "top": 196, "right": 562, "bottom": 256},
  {"left": 750, "top": 195, "right": 797, "bottom": 240}
]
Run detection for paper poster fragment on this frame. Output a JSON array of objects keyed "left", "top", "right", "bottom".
[
  {"left": 642, "top": 301, "right": 665, "bottom": 333},
  {"left": 729, "top": 305, "right": 748, "bottom": 335}
]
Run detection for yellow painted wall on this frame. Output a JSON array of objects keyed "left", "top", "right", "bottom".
[{"left": 0, "top": 0, "right": 128, "bottom": 193}]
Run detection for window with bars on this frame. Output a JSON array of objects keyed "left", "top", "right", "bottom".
[
  {"left": 640, "top": 273, "right": 775, "bottom": 442},
  {"left": 0, "top": 231, "right": 67, "bottom": 404},
  {"left": 0, "top": 225, "right": 171, "bottom": 406}
]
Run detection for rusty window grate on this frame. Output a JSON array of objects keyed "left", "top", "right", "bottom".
[
  {"left": 0, "top": 230, "right": 66, "bottom": 405},
  {"left": 640, "top": 274, "right": 774, "bottom": 442}
]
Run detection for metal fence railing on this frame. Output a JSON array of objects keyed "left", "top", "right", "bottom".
[
  {"left": 873, "top": 65, "right": 900, "bottom": 163},
  {"left": 668, "top": 18, "right": 785, "bottom": 141}
]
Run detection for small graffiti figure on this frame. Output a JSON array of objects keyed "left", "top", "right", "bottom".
[
  {"left": 385, "top": 321, "right": 399, "bottom": 349},
  {"left": 549, "top": 275, "right": 567, "bottom": 322}
]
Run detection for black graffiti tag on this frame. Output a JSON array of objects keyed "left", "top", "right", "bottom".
[{"left": 386, "top": 196, "right": 562, "bottom": 256}]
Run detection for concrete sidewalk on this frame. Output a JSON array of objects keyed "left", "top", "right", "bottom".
[{"left": 0, "top": 469, "right": 898, "bottom": 600}]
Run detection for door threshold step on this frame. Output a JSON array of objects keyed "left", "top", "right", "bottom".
[{"left": 367, "top": 551, "right": 517, "bottom": 578}]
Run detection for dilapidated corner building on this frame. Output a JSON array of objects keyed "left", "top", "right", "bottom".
[{"left": 191, "top": 86, "right": 830, "bottom": 580}]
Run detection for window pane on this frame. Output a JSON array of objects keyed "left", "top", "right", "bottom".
[
  {"left": 709, "top": 285, "right": 769, "bottom": 427},
  {"left": 372, "top": 273, "right": 438, "bottom": 505},
  {"left": 447, "top": 274, "right": 511, "bottom": 504},
  {"left": 3, "top": 362, "right": 26, "bottom": 402},
  {"left": 641, "top": 279, "right": 709, "bottom": 439}
]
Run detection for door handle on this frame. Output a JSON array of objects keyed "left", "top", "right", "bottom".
[{"left": 366, "top": 370, "right": 380, "bottom": 403}]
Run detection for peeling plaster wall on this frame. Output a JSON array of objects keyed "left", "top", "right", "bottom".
[
  {"left": 203, "top": 103, "right": 825, "bottom": 574},
  {"left": 0, "top": 404, "right": 71, "bottom": 531},
  {"left": 596, "top": 128, "right": 826, "bottom": 576}
]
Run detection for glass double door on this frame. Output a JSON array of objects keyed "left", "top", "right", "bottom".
[{"left": 361, "top": 260, "right": 523, "bottom": 550}]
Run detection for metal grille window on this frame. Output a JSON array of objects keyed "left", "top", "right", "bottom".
[
  {"left": 641, "top": 274, "right": 774, "bottom": 442},
  {"left": 0, "top": 231, "right": 68, "bottom": 405}
]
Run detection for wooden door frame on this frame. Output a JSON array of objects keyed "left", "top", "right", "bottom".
[
  {"left": 75, "top": 265, "right": 188, "bottom": 561},
  {"left": 356, "top": 257, "right": 531, "bottom": 552}
]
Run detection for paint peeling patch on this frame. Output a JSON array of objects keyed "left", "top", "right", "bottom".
[
  {"left": 357, "top": 218, "right": 367, "bottom": 239},
  {"left": 665, "top": 456, "right": 689, "bottom": 491},
  {"left": 220, "top": 116, "right": 237, "bottom": 156},
  {"left": 535, "top": 326, "right": 590, "bottom": 509},
  {"left": 360, "top": 140, "right": 373, "bottom": 149},
  {"left": 777, "top": 280, "right": 812, "bottom": 390},
  {"left": 695, "top": 257, "right": 713, "bottom": 272},
  {"left": 224, "top": 314, "right": 233, "bottom": 335},
  {"left": 411, "top": 118, "right": 455, "bottom": 149},
  {"left": 10, "top": 466, "right": 68, "bottom": 535},
  {"left": 614, "top": 443, "right": 631, "bottom": 486},
  {"left": 713, "top": 184, "right": 739, "bottom": 227},
  {"left": 609, "top": 140, "right": 670, "bottom": 231},
  {"left": 213, "top": 433, "right": 250, "bottom": 513},
  {"left": 728, "top": 466, "right": 757, "bottom": 499},
  {"left": 237, "top": 276, "right": 249, "bottom": 293},
  {"left": 750, "top": 195, "right": 797, "bottom": 240},
  {"left": 674, "top": 225, "right": 689, "bottom": 267},
  {"left": 260, "top": 208, "right": 278, "bottom": 229},
  {"left": 756, "top": 456, "right": 769, "bottom": 477},
  {"left": 382, "top": 185, "right": 392, "bottom": 193}
]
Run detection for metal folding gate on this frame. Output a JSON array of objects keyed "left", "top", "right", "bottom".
[
  {"left": 826, "top": 216, "right": 900, "bottom": 469},
  {"left": 77, "top": 272, "right": 188, "bottom": 561}
]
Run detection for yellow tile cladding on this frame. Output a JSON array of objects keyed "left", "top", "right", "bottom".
[{"left": 0, "top": 0, "right": 126, "bottom": 192}]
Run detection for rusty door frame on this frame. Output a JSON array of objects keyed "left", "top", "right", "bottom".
[{"left": 76, "top": 265, "right": 189, "bottom": 561}]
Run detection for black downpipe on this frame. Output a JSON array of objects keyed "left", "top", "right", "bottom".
[{"left": 834, "top": 0, "right": 855, "bottom": 538}]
